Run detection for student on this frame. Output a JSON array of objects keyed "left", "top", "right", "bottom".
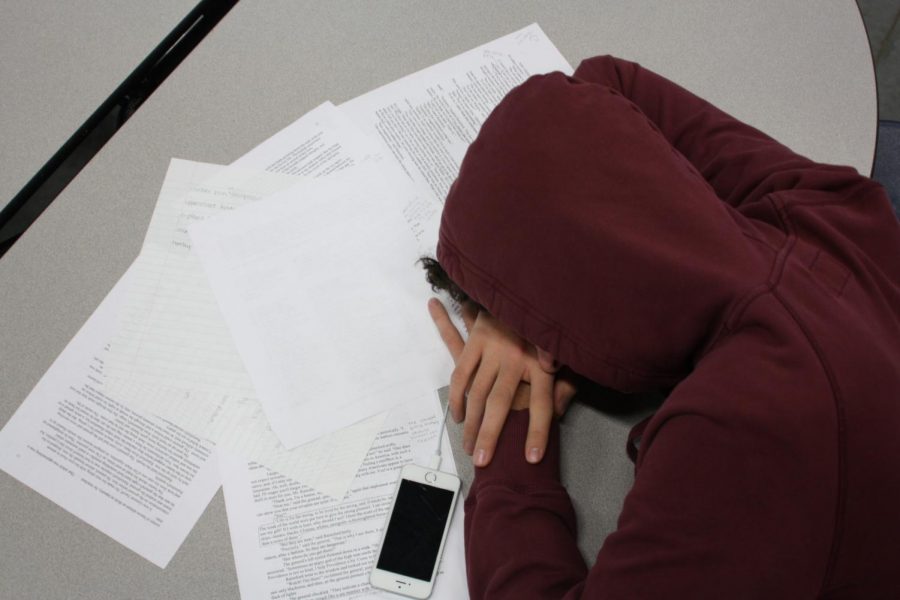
[{"left": 424, "top": 56, "right": 900, "bottom": 598}]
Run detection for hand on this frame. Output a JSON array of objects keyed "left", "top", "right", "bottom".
[{"left": 428, "top": 299, "right": 576, "bottom": 467}]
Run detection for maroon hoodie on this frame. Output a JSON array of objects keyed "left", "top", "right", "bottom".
[{"left": 436, "top": 56, "right": 900, "bottom": 598}]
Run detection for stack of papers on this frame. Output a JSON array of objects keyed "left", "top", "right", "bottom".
[{"left": 0, "top": 23, "right": 573, "bottom": 598}]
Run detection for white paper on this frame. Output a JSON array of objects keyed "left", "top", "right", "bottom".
[
  {"left": 232, "top": 101, "right": 392, "bottom": 179},
  {"left": 220, "top": 395, "right": 467, "bottom": 600},
  {"left": 111, "top": 100, "right": 383, "bottom": 397},
  {"left": 341, "top": 22, "right": 573, "bottom": 250},
  {"left": 105, "top": 158, "right": 385, "bottom": 499},
  {"left": 0, "top": 265, "right": 221, "bottom": 568},
  {"left": 190, "top": 172, "right": 453, "bottom": 449},
  {"left": 234, "top": 98, "right": 421, "bottom": 245},
  {"left": 107, "top": 163, "right": 298, "bottom": 397}
]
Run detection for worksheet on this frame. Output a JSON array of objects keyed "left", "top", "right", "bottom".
[
  {"left": 220, "top": 395, "right": 467, "bottom": 600},
  {"left": 232, "top": 101, "right": 396, "bottom": 181},
  {"left": 0, "top": 265, "right": 221, "bottom": 568},
  {"left": 110, "top": 103, "right": 376, "bottom": 398},
  {"left": 232, "top": 96, "right": 417, "bottom": 236},
  {"left": 190, "top": 171, "right": 453, "bottom": 449},
  {"left": 105, "top": 159, "right": 385, "bottom": 499},
  {"left": 340, "top": 22, "right": 574, "bottom": 250}
]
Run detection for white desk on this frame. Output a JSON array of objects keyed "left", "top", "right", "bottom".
[
  {"left": 0, "top": 0, "right": 197, "bottom": 211},
  {"left": 0, "top": 2, "right": 876, "bottom": 598}
]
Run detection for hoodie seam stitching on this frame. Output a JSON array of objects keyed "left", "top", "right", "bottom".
[
  {"left": 713, "top": 195, "right": 844, "bottom": 591},
  {"left": 769, "top": 286, "right": 846, "bottom": 594},
  {"left": 774, "top": 177, "right": 880, "bottom": 210},
  {"left": 774, "top": 199, "right": 846, "bottom": 594},
  {"left": 718, "top": 196, "right": 793, "bottom": 336}
]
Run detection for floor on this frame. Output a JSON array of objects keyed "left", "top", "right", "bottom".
[{"left": 858, "top": 0, "right": 900, "bottom": 121}]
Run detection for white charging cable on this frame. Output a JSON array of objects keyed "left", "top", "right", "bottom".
[{"left": 428, "top": 397, "right": 451, "bottom": 470}]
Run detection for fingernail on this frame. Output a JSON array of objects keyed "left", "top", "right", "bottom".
[
  {"left": 528, "top": 447, "right": 541, "bottom": 463},
  {"left": 474, "top": 449, "right": 486, "bottom": 466}
]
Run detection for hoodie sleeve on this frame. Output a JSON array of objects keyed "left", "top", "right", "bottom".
[
  {"left": 448, "top": 59, "right": 898, "bottom": 598},
  {"left": 572, "top": 56, "right": 875, "bottom": 213},
  {"left": 464, "top": 332, "right": 837, "bottom": 600},
  {"left": 464, "top": 410, "right": 588, "bottom": 599}
]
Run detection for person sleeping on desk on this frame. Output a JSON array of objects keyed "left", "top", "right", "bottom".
[{"left": 421, "top": 55, "right": 900, "bottom": 599}]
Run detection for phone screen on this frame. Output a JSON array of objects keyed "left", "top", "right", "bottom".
[{"left": 376, "top": 479, "right": 455, "bottom": 581}]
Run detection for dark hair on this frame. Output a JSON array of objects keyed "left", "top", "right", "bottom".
[{"left": 418, "top": 256, "right": 471, "bottom": 304}]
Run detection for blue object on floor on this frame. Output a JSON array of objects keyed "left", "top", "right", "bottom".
[{"left": 872, "top": 120, "right": 900, "bottom": 219}]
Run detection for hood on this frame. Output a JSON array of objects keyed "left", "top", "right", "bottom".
[{"left": 436, "top": 72, "right": 768, "bottom": 392}]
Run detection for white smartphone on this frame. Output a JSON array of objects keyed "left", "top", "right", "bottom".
[{"left": 370, "top": 463, "right": 461, "bottom": 599}]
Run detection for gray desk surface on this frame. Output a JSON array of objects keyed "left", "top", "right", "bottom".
[
  {"left": 0, "top": 0, "right": 197, "bottom": 211},
  {"left": 0, "top": 2, "right": 876, "bottom": 599}
]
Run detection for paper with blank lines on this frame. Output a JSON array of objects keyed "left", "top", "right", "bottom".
[
  {"left": 105, "top": 158, "right": 385, "bottom": 499},
  {"left": 106, "top": 162, "right": 298, "bottom": 398},
  {"left": 108, "top": 102, "right": 378, "bottom": 399}
]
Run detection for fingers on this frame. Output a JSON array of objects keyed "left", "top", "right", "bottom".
[
  {"left": 472, "top": 367, "right": 520, "bottom": 467},
  {"left": 427, "top": 298, "right": 465, "bottom": 362},
  {"left": 536, "top": 347, "right": 560, "bottom": 374},
  {"left": 461, "top": 362, "right": 497, "bottom": 454},
  {"left": 431, "top": 297, "right": 479, "bottom": 424},
  {"left": 449, "top": 347, "right": 480, "bottom": 423},
  {"left": 525, "top": 372, "right": 554, "bottom": 463},
  {"left": 429, "top": 300, "right": 565, "bottom": 468}
]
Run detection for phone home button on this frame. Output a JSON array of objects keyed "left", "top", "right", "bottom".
[{"left": 425, "top": 471, "right": 437, "bottom": 483}]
